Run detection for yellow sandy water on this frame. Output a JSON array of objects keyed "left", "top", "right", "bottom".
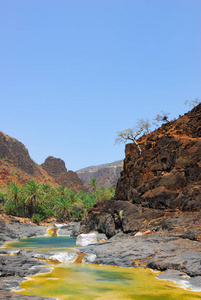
[
  {"left": 6, "top": 236, "right": 201, "bottom": 300},
  {"left": 16, "top": 262, "right": 201, "bottom": 300}
]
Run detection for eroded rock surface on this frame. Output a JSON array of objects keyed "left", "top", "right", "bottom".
[
  {"left": 115, "top": 104, "right": 201, "bottom": 211},
  {"left": 80, "top": 200, "right": 201, "bottom": 239}
]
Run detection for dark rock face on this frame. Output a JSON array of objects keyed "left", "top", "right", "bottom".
[
  {"left": 80, "top": 104, "right": 201, "bottom": 242},
  {"left": 80, "top": 199, "right": 201, "bottom": 239},
  {"left": 0, "top": 132, "right": 36, "bottom": 175},
  {"left": 77, "top": 161, "right": 123, "bottom": 187},
  {"left": 115, "top": 104, "right": 201, "bottom": 211},
  {"left": 41, "top": 156, "right": 87, "bottom": 193},
  {"left": 79, "top": 105, "right": 201, "bottom": 292},
  {"left": 41, "top": 156, "right": 67, "bottom": 176}
]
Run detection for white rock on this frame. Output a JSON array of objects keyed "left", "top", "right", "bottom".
[
  {"left": 50, "top": 252, "right": 77, "bottom": 263},
  {"left": 134, "top": 231, "right": 143, "bottom": 237},
  {"left": 83, "top": 254, "right": 97, "bottom": 263},
  {"left": 76, "top": 233, "right": 97, "bottom": 246},
  {"left": 53, "top": 223, "right": 68, "bottom": 228}
]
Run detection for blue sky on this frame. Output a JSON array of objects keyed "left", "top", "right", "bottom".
[{"left": 0, "top": 0, "right": 200, "bottom": 171}]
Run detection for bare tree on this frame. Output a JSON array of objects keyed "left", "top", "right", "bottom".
[
  {"left": 115, "top": 119, "right": 151, "bottom": 154},
  {"left": 153, "top": 111, "right": 170, "bottom": 127},
  {"left": 185, "top": 98, "right": 200, "bottom": 108}
]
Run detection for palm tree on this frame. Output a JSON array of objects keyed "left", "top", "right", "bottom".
[
  {"left": 57, "top": 185, "right": 66, "bottom": 196},
  {"left": 41, "top": 183, "right": 51, "bottom": 193},
  {"left": 107, "top": 185, "right": 116, "bottom": 198},
  {"left": 88, "top": 178, "right": 98, "bottom": 193},
  {"left": 8, "top": 182, "right": 21, "bottom": 209},
  {"left": 54, "top": 196, "right": 71, "bottom": 220},
  {"left": 25, "top": 181, "right": 41, "bottom": 216},
  {"left": 69, "top": 192, "right": 76, "bottom": 204},
  {"left": 83, "top": 193, "right": 96, "bottom": 209}
]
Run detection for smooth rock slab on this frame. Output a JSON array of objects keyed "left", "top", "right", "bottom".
[{"left": 79, "top": 233, "right": 201, "bottom": 276}]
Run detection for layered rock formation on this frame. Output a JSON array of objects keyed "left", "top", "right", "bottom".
[
  {"left": 77, "top": 160, "right": 123, "bottom": 187},
  {"left": 41, "top": 156, "right": 87, "bottom": 192},
  {"left": 80, "top": 104, "right": 201, "bottom": 237}
]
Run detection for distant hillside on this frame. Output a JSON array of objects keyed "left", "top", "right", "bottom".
[
  {"left": 0, "top": 132, "right": 86, "bottom": 192},
  {"left": 76, "top": 160, "right": 123, "bottom": 187}
]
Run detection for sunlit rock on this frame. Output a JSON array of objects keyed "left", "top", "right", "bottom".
[
  {"left": 76, "top": 233, "right": 97, "bottom": 246},
  {"left": 134, "top": 232, "right": 143, "bottom": 237},
  {"left": 50, "top": 252, "right": 77, "bottom": 263}
]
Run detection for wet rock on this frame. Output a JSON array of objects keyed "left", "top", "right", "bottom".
[{"left": 157, "top": 270, "right": 201, "bottom": 292}]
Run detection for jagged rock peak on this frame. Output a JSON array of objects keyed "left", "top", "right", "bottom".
[
  {"left": 41, "top": 156, "right": 67, "bottom": 176},
  {"left": 41, "top": 156, "right": 87, "bottom": 193}
]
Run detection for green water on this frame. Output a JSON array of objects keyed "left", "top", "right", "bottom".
[
  {"left": 6, "top": 236, "right": 76, "bottom": 252},
  {"left": 17, "top": 263, "right": 201, "bottom": 300},
  {"left": 7, "top": 237, "right": 201, "bottom": 300}
]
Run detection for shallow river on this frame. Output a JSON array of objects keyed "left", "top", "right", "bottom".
[{"left": 7, "top": 236, "right": 201, "bottom": 300}]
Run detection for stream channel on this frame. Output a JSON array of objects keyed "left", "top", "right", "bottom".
[{"left": 5, "top": 228, "right": 201, "bottom": 300}]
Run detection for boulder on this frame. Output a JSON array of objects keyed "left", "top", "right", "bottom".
[{"left": 76, "top": 233, "right": 97, "bottom": 246}]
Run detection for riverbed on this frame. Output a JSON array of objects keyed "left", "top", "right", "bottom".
[{"left": 6, "top": 236, "right": 201, "bottom": 300}]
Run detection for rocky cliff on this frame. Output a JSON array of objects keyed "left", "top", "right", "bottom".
[
  {"left": 41, "top": 156, "right": 87, "bottom": 192},
  {"left": 77, "top": 160, "right": 123, "bottom": 187},
  {"left": 80, "top": 104, "right": 201, "bottom": 238},
  {"left": 115, "top": 104, "right": 201, "bottom": 211},
  {"left": 0, "top": 132, "right": 86, "bottom": 192},
  {"left": 0, "top": 132, "right": 56, "bottom": 186}
]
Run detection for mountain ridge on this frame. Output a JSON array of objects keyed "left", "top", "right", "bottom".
[
  {"left": 77, "top": 160, "right": 123, "bottom": 187},
  {"left": 0, "top": 132, "right": 86, "bottom": 192}
]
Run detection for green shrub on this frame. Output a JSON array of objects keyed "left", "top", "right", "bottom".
[
  {"left": 32, "top": 213, "right": 43, "bottom": 225},
  {"left": 3, "top": 199, "right": 15, "bottom": 215}
]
